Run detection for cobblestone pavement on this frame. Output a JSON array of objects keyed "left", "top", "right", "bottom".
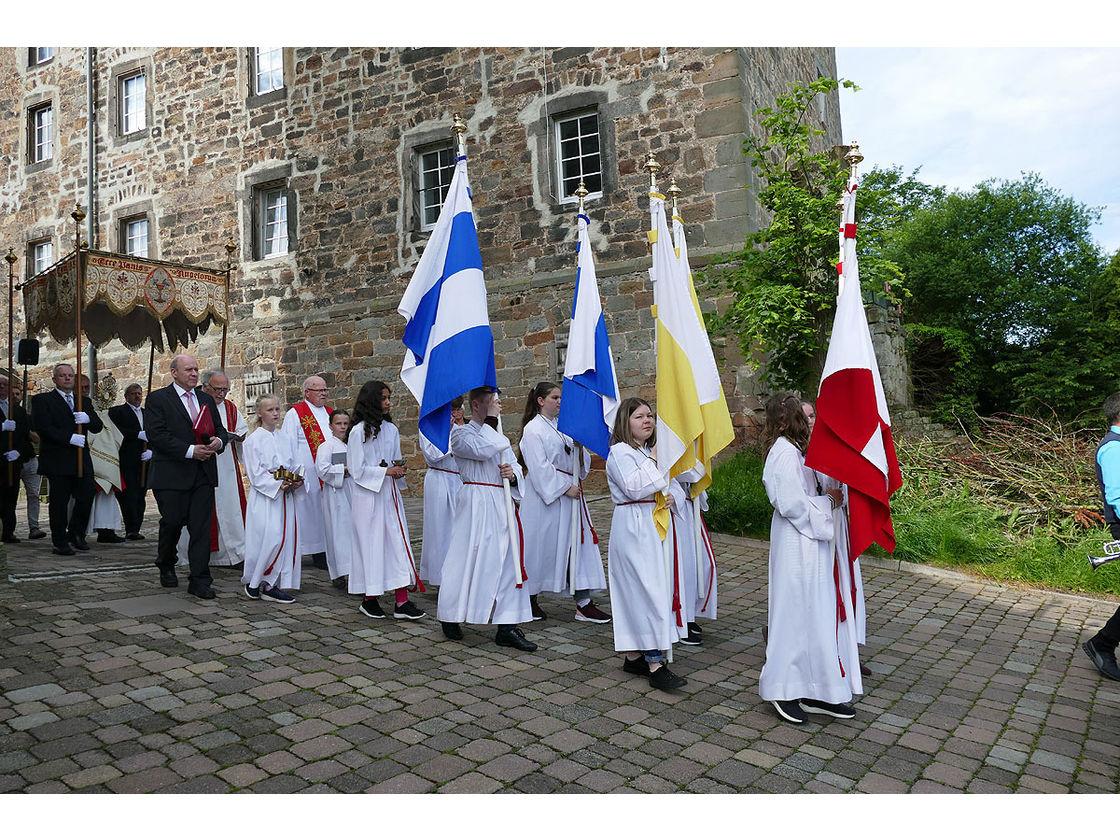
[{"left": 2, "top": 495, "right": 1119, "bottom": 794}]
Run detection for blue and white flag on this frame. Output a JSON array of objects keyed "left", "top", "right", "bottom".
[
  {"left": 399, "top": 155, "right": 497, "bottom": 453},
  {"left": 557, "top": 211, "right": 619, "bottom": 458}
]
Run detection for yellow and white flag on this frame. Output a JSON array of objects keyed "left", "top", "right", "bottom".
[{"left": 650, "top": 192, "right": 733, "bottom": 498}]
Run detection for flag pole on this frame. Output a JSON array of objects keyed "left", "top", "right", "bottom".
[
  {"left": 566, "top": 181, "right": 590, "bottom": 596},
  {"left": 221, "top": 234, "right": 235, "bottom": 368},
  {"left": 5, "top": 248, "right": 16, "bottom": 485},
  {"left": 71, "top": 204, "right": 86, "bottom": 478}
]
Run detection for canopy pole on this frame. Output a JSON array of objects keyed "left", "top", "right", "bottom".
[
  {"left": 5, "top": 248, "right": 16, "bottom": 485},
  {"left": 221, "top": 235, "right": 235, "bottom": 369},
  {"left": 72, "top": 204, "right": 86, "bottom": 478},
  {"left": 141, "top": 341, "right": 154, "bottom": 486}
]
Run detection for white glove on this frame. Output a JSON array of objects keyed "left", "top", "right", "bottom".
[
  {"left": 1, "top": 420, "right": 15, "bottom": 432},
  {"left": 140, "top": 450, "right": 153, "bottom": 461},
  {"left": 137, "top": 430, "right": 147, "bottom": 442},
  {"left": 4, "top": 450, "right": 18, "bottom": 462},
  {"left": 73, "top": 411, "right": 90, "bottom": 425},
  {"left": 69, "top": 434, "right": 86, "bottom": 448}
]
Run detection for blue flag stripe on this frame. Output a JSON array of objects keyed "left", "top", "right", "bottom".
[{"left": 416, "top": 324, "right": 497, "bottom": 453}]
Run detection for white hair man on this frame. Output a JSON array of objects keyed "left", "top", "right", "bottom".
[{"left": 280, "top": 375, "right": 331, "bottom": 573}]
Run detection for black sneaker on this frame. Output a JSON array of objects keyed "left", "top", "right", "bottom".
[
  {"left": 798, "top": 698, "right": 856, "bottom": 719},
  {"left": 441, "top": 621, "right": 463, "bottom": 640},
  {"left": 679, "top": 627, "right": 702, "bottom": 646},
  {"left": 687, "top": 621, "right": 703, "bottom": 637},
  {"left": 260, "top": 585, "right": 295, "bottom": 604},
  {"left": 359, "top": 598, "right": 386, "bottom": 619},
  {"left": 1082, "top": 638, "right": 1120, "bottom": 681},
  {"left": 243, "top": 583, "right": 261, "bottom": 600},
  {"left": 393, "top": 600, "right": 426, "bottom": 620},
  {"left": 622, "top": 656, "right": 650, "bottom": 676},
  {"left": 648, "top": 665, "right": 687, "bottom": 691},
  {"left": 771, "top": 699, "right": 807, "bottom": 724}
]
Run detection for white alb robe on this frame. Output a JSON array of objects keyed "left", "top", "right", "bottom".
[
  {"left": 606, "top": 442, "right": 676, "bottom": 653},
  {"left": 758, "top": 436, "right": 861, "bottom": 704},
  {"left": 315, "top": 435, "right": 354, "bottom": 581},
  {"left": 281, "top": 401, "right": 330, "bottom": 556},
  {"left": 84, "top": 421, "right": 124, "bottom": 533},
  {"left": 419, "top": 431, "right": 461, "bottom": 586},
  {"left": 240, "top": 427, "right": 304, "bottom": 591},
  {"left": 347, "top": 420, "right": 416, "bottom": 596},
  {"left": 814, "top": 471, "right": 865, "bottom": 645},
  {"left": 519, "top": 414, "right": 605, "bottom": 596},
  {"left": 210, "top": 399, "right": 248, "bottom": 566},
  {"left": 437, "top": 420, "right": 531, "bottom": 626},
  {"left": 668, "top": 467, "right": 718, "bottom": 623}
]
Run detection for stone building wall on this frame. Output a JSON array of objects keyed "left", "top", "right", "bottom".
[{"left": 0, "top": 46, "right": 843, "bottom": 462}]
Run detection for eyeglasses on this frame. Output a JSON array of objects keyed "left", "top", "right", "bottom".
[
  {"left": 210, "top": 387, "right": 230, "bottom": 393},
  {"left": 307, "top": 388, "right": 328, "bottom": 393}
]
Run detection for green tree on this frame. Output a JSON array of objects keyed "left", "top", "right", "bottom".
[{"left": 889, "top": 173, "right": 1110, "bottom": 416}]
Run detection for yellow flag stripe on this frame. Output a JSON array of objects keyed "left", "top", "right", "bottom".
[{"left": 656, "top": 320, "right": 705, "bottom": 480}]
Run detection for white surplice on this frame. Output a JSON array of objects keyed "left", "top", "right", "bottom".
[
  {"left": 605, "top": 442, "right": 676, "bottom": 653},
  {"left": 668, "top": 468, "right": 718, "bottom": 623},
  {"left": 281, "top": 401, "right": 330, "bottom": 556},
  {"left": 84, "top": 422, "right": 124, "bottom": 533},
  {"left": 519, "top": 414, "right": 606, "bottom": 596},
  {"left": 758, "top": 436, "right": 861, "bottom": 704},
  {"left": 436, "top": 420, "right": 531, "bottom": 626},
  {"left": 315, "top": 435, "right": 354, "bottom": 581},
  {"left": 419, "top": 431, "right": 461, "bottom": 586},
  {"left": 210, "top": 399, "right": 248, "bottom": 566},
  {"left": 240, "top": 427, "right": 304, "bottom": 591},
  {"left": 346, "top": 420, "right": 416, "bottom": 596}
]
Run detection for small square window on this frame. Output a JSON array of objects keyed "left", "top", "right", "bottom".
[
  {"left": 120, "top": 72, "right": 147, "bottom": 135},
  {"left": 554, "top": 111, "right": 602, "bottom": 201},
  {"left": 29, "top": 103, "right": 53, "bottom": 164},
  {"left": 254, "top": 48, "right": 284, "bottom": 96},
  {"left": 121, "top": 217, "right": 149, "bottom": 257},
  {"left": 418, "top": 144, "right": 455, "bottom": 230},
  {"left": 30, "top": 48, "right": 54, "bottom": 66},
  {"left": 30, "top": 240, "right": 53, "bottom": 277}
]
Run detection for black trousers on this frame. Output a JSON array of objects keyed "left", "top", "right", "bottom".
[
  {"left": 1, "top": 476, "right": 20, "bottom": 537},
  {"left": 46, "top": 473, "right": 95, "bottom": 548},
  {"left": 153, "top": 475, "right": 215, "bottom": 587},
  {"left": 1096, "top": 521, "right": 1120, "bottom": 647},
  {"left": 116, "top": 469, "right": 147, "bottom": 535}
]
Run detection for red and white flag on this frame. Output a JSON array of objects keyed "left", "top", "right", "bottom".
[{"left": 805, "top": 173, "right": 903, "bottom": 558}]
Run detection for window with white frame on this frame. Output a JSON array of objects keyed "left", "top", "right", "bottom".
[
  {"left": 555, "top": 110, "right": 602, "bottom": 201},
  {"left": 122, "top": 217, "right": 149, "bottom": 257},
  {"left": 418, "top": 144, "right": 455, "bottom": 230},
  {"left": 30, "top": 48, "right": 54, "bottom": 66},
  {"left": 120, "top": 71, "right": 147, "bottom": 135},
  {"left": 254, "top": 48, "right": 284, "bottom": 96},
  {"left": 29, "top": 103, "right": 53, "bottom": 163},
  {"left": 31, "top": 240, "right": 53, "bottom": 276},
  {"left": 259, "top": 187, "right": 289, "bottom": 258}
]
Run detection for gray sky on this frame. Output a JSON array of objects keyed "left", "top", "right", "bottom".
[{"left": 837, "top": 47, "right": 1120, "bottom": 256}]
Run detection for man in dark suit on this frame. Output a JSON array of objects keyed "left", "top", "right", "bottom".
[
  {"left": 109, "top": 383, "right": 151, "bottom": 540},
  {"left": 0, "top": 375, "right": 36, "bottom": 543},
  {"left": 30, "top": 363, "right": 104, "bottom": 555},
  {"left": 145, "top": 354, "right": 230, "bottom": 599}
]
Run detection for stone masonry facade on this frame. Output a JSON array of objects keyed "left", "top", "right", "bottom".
[{"left": 0, "top": 46, "right": 843, "bottom": 461}]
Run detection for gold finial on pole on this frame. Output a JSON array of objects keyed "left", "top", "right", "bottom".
[
  {"left": 574, "top": 180, "right": 589, "bottom": 213},
  {"left": 645, "top": 152, "right": 661, "bottom": 192},
  {"left": 451, "top": 112, "right": 468, "bottom": 156},
  {"left": 4, "top": 248, "right": 16, "bottom": 266},
  {"left": 71, "top": 203, "right": 86, "bottom": 226},
  {"left": 225, "top": 235, "right": 236, "bottom": 262},
  {"left": 667, "top": 177, "right": 681, "bottom": 213},
  {"left": 845, "top": 141, "right": 864, "bottom": 179}
]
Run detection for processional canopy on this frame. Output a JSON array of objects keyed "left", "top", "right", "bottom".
[{"left": 23, "top": 248, "right": 229, "bottom": 351}]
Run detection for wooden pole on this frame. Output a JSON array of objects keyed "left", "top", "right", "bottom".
[
  {"left": 221, "top": 235, "right": 235, "bottom": 369},
  {"left": 5, "top": 248, "right": 16, "bottom": 485},
  {"left": 141, "top": 341, "right": 154, "bottom": 486},
  {"left": 71, "top": 204, "right": 86, "bottom": 478}
]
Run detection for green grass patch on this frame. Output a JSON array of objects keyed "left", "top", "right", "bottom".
[{"left": 705, "top": 449, "right": 772, "bottom": 539}]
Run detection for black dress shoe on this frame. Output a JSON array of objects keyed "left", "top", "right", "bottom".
[
  {"left": 52, "top": 545, "right": 76, "bottom": 556},
  {"left": 495, "top": 625, "right": 537, "bottom": 652},
  {"left": 69, "top": 537, "right": 91, "bottom": 551},
  {"left": 441, "top": 621, "right": 463, "bottom": 640},
  {"left": 125, "top": 533, "right": 145, "bottom": 541},
  {"left": 2, "top": 534, "right": 21, "bottom": 543},
  {"left": 96, "top": 531, "right": 126, "bottom": 544},
  {"left": 28, "top": 528, "right": 47, "bottom": 540},
  {"left": 159, "top": 568, "right": 179, "bottom": 588},
  {"left": 188, "top": 585, "right": 216, "bottom": 600}
]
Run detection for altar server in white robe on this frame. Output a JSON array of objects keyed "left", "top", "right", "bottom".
[
  {"left": 437, "top": 386, "right": 536, "bottom": 652},
  {"left": 280, "top": 375, "right": 331, "bottom": 571},
  {"left": 518, "top": 382, "right": 610, "bottom": 624},
  {"left": 241, "top": 395, "right": 303, "bottom": 604},
  {"left": 315, "top": 408, "right": 355, "bottom": 588},
  {"left": 667, "top": 465, "right": 717, "bottom": 647},
  {"left": 418, "top": 398, "right": 464, "bottom": 586},
  {"left": 759, "top": 392, "right": 861, "bottom": 725},
  {"left": 84, "top": 417, "right": 125, "bottom": 540},
  {"left": 346, "top": 381, "right": 425, "bottom": 621},
  {"left": 606, "top": 397, "right": 687, "bottom": 692}
]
